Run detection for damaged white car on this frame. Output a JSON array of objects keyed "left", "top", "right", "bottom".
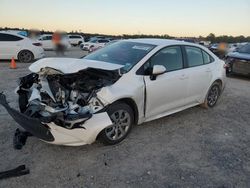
[{"left": 0, "top": 39, "right": 226, "bottom": 148}]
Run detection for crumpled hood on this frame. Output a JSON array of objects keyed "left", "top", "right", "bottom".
[
  {"left": 227, "top": 52, "right": 250, "bottom": 61},
  {"left": 29, "top": 58, "right": 124, "bottom": 74}
]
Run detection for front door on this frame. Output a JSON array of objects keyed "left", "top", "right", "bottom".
[{"left": 143, "top": 46, "right": 189, "bottom": 120}]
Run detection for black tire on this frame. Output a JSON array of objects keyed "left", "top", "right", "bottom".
[
  {"left": 78, "top": 41, "right": 82, "bottom": 45},
  {"left": 98, "top": 102, "right": 134, "bottom": 145},
  {"left": 203, "top": 82, "right": 221, "bottom": 108},
  {"left": 18, "top": 50, "right": 34, "bottom": 63}
]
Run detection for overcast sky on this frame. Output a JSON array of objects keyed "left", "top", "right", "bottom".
[{"left": 0, "top": 0, "right": 249, "bottom": 37}]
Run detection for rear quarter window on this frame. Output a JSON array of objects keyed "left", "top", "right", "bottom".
[
  {"left": 202, "top": 50, "right": 214, "bottom": 64},
  {"left": 0, "top": 33, "right": 23, "bottom": 41}
]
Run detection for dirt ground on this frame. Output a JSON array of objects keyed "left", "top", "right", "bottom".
[{"left": 0, "top": 48, "right": 250, "bottom": 188}]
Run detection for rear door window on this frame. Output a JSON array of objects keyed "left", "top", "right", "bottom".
[{"left": 185, "top": 46, "right": 204, "bottom": 67}]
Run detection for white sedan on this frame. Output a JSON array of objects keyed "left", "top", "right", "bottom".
[
  {"left": 80, "top": 38, "right": 110, "bottom": 52},
  {"left": 0, "top": 31, "right": 44, "bottom": 63},
  {"left": 38, "top": 34, "right": 71, "bottom": 50},
  {"left": 0, "top": 39, "right": 226, "bottom": 147},
  {"left": 68, "top": 35, "right": 84, "bottom": 46}
]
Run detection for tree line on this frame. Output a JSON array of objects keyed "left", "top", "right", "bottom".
[
  {"left": 1, "top": 27, "right": 249, "bottom": 43},
  {"left": 203, "top": 33, "right": 250, "bottom": 43}
]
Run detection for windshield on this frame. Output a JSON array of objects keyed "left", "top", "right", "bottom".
[
  {"left": 89, "top": 38, "right": 98, "bottom": 43},
  {"left": 84, "top": 41, "right": 156, "bottom": 72},
  {"left": 238, "top": 43, "right": 250, "bottom": 54}
]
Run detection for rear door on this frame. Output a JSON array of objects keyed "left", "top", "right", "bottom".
[
  {"left": 39, "top": 36, "right": 53, "bottom": 49},
  {"left": 184, "top": 46, "right": 214, "bottom": 104},
  {"left": 143, "top": 46, "right": 189, "bottom": 119},
  {"left": 0, "top": 33, "right": 23, "bottom": 59}
]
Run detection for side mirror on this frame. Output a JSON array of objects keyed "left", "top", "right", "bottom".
[{"left": 150, "top": 65, "right": 166, "bottom": 80}]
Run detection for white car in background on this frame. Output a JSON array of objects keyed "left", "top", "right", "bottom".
[
  {"left": 0, "top": 31, "right": 44, "bottom": 63},
  {"left": 68, "top": 35, "right": 84, "bottom": 46},
  {"left": 0, "top": 39, "right": 226, "bottom": 147},
  {"left": 38, "top": 34, "right": 71, "bottom": 50},
  {"left": 80, "top": 38, "right": 110, "bottom": 52},
  {"left": 87, "top": 40, "right": 121, "bottom": 53}
]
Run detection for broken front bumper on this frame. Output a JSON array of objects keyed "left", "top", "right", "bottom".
[{"left": 0, "top": 93, "right": 113, "bottom": 146}]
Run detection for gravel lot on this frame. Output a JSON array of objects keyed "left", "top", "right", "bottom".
[{"left": 0, "top": 48, "right": 250, "bottom": 188}]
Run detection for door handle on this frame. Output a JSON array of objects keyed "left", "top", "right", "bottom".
[
  {"left": 179, "top": 74, "right": 188, "bottom": 80},
  {"left": 206, "top": 68, "right": 211, "bottom": 72}
]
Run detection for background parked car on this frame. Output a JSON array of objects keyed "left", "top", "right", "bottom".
[
  {"left": 209, "top": 43, "right": 228, "bottom": 58},
  {"left": 38, "top": 34, "right": 71, "bottom": 50},
  {"left": 80, "top": 38, "right": 110, "bottom": 52},
  {"left": 88, "top": 39, "right": 120, "bottom": 53},
  {"left": 209, "top": 43, "right": 219, "bottom": 53},
  {"left": 0, "top": 31, "right": 44, "bottom": 63},
  {"left": 68, "top": 34, "right": 84, "bottom": 46},
  {"left": 225, "top": 43, "right": 250, "bottom": 76},
  {"left": 227, "top": 43, "right": 238, "bottom": 53},
  {"left": 198, "top": 41, "right": 211, "bottom": 47}
]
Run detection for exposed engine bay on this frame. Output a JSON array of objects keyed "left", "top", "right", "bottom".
[{"left": 17, "top": 67, "right": 121, "bottom": 130}]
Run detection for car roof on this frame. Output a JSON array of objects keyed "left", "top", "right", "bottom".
[{"left": 125, "top": 38, "right": 198, "bottom": 47}]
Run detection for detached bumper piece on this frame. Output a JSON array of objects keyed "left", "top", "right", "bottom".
[
  {"left": 0, "top": 165, "right": 29, "bottom": 180},
  {"left": 0, "top": 93, "right": 54, "bottom": 142},
  {"left": 13, "top": 128, "right": 32, "bottom": 150}
]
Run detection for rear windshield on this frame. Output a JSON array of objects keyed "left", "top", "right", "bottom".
[{"left": 238, "top": 44, "right": 250, "bottom": 54}]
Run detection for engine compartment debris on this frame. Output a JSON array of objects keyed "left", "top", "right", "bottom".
[
  {"left": 17, "top": 67, "right": 120, "bottom": 130},
  {"left": 13, "top": 128, "right": 32, "bottom": 150}
]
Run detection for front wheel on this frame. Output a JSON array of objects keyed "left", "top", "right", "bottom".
[{"left": 99, "top": 102, "right": 134, "bottom": 145}]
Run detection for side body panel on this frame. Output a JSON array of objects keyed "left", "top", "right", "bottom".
[{"left": 143, "top": 69, "right": 189, "bottom": 120}]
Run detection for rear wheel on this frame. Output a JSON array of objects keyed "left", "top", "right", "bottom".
[
  {"left": 18, "top": 50, "right": 34, "bottom": 63},
  {"left": 202, "top": 82, "right": 221, "bottom": 108},
  {"left": 99, "top": 102, "right": 134, "bottom": 145}
]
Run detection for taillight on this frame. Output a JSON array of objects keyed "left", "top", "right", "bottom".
[
  {"left": 223, "top": 64, "right": 229, "bottom": 69},
  {"left": 33, "top": 43, "right": 42, "bottom": 46}
]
